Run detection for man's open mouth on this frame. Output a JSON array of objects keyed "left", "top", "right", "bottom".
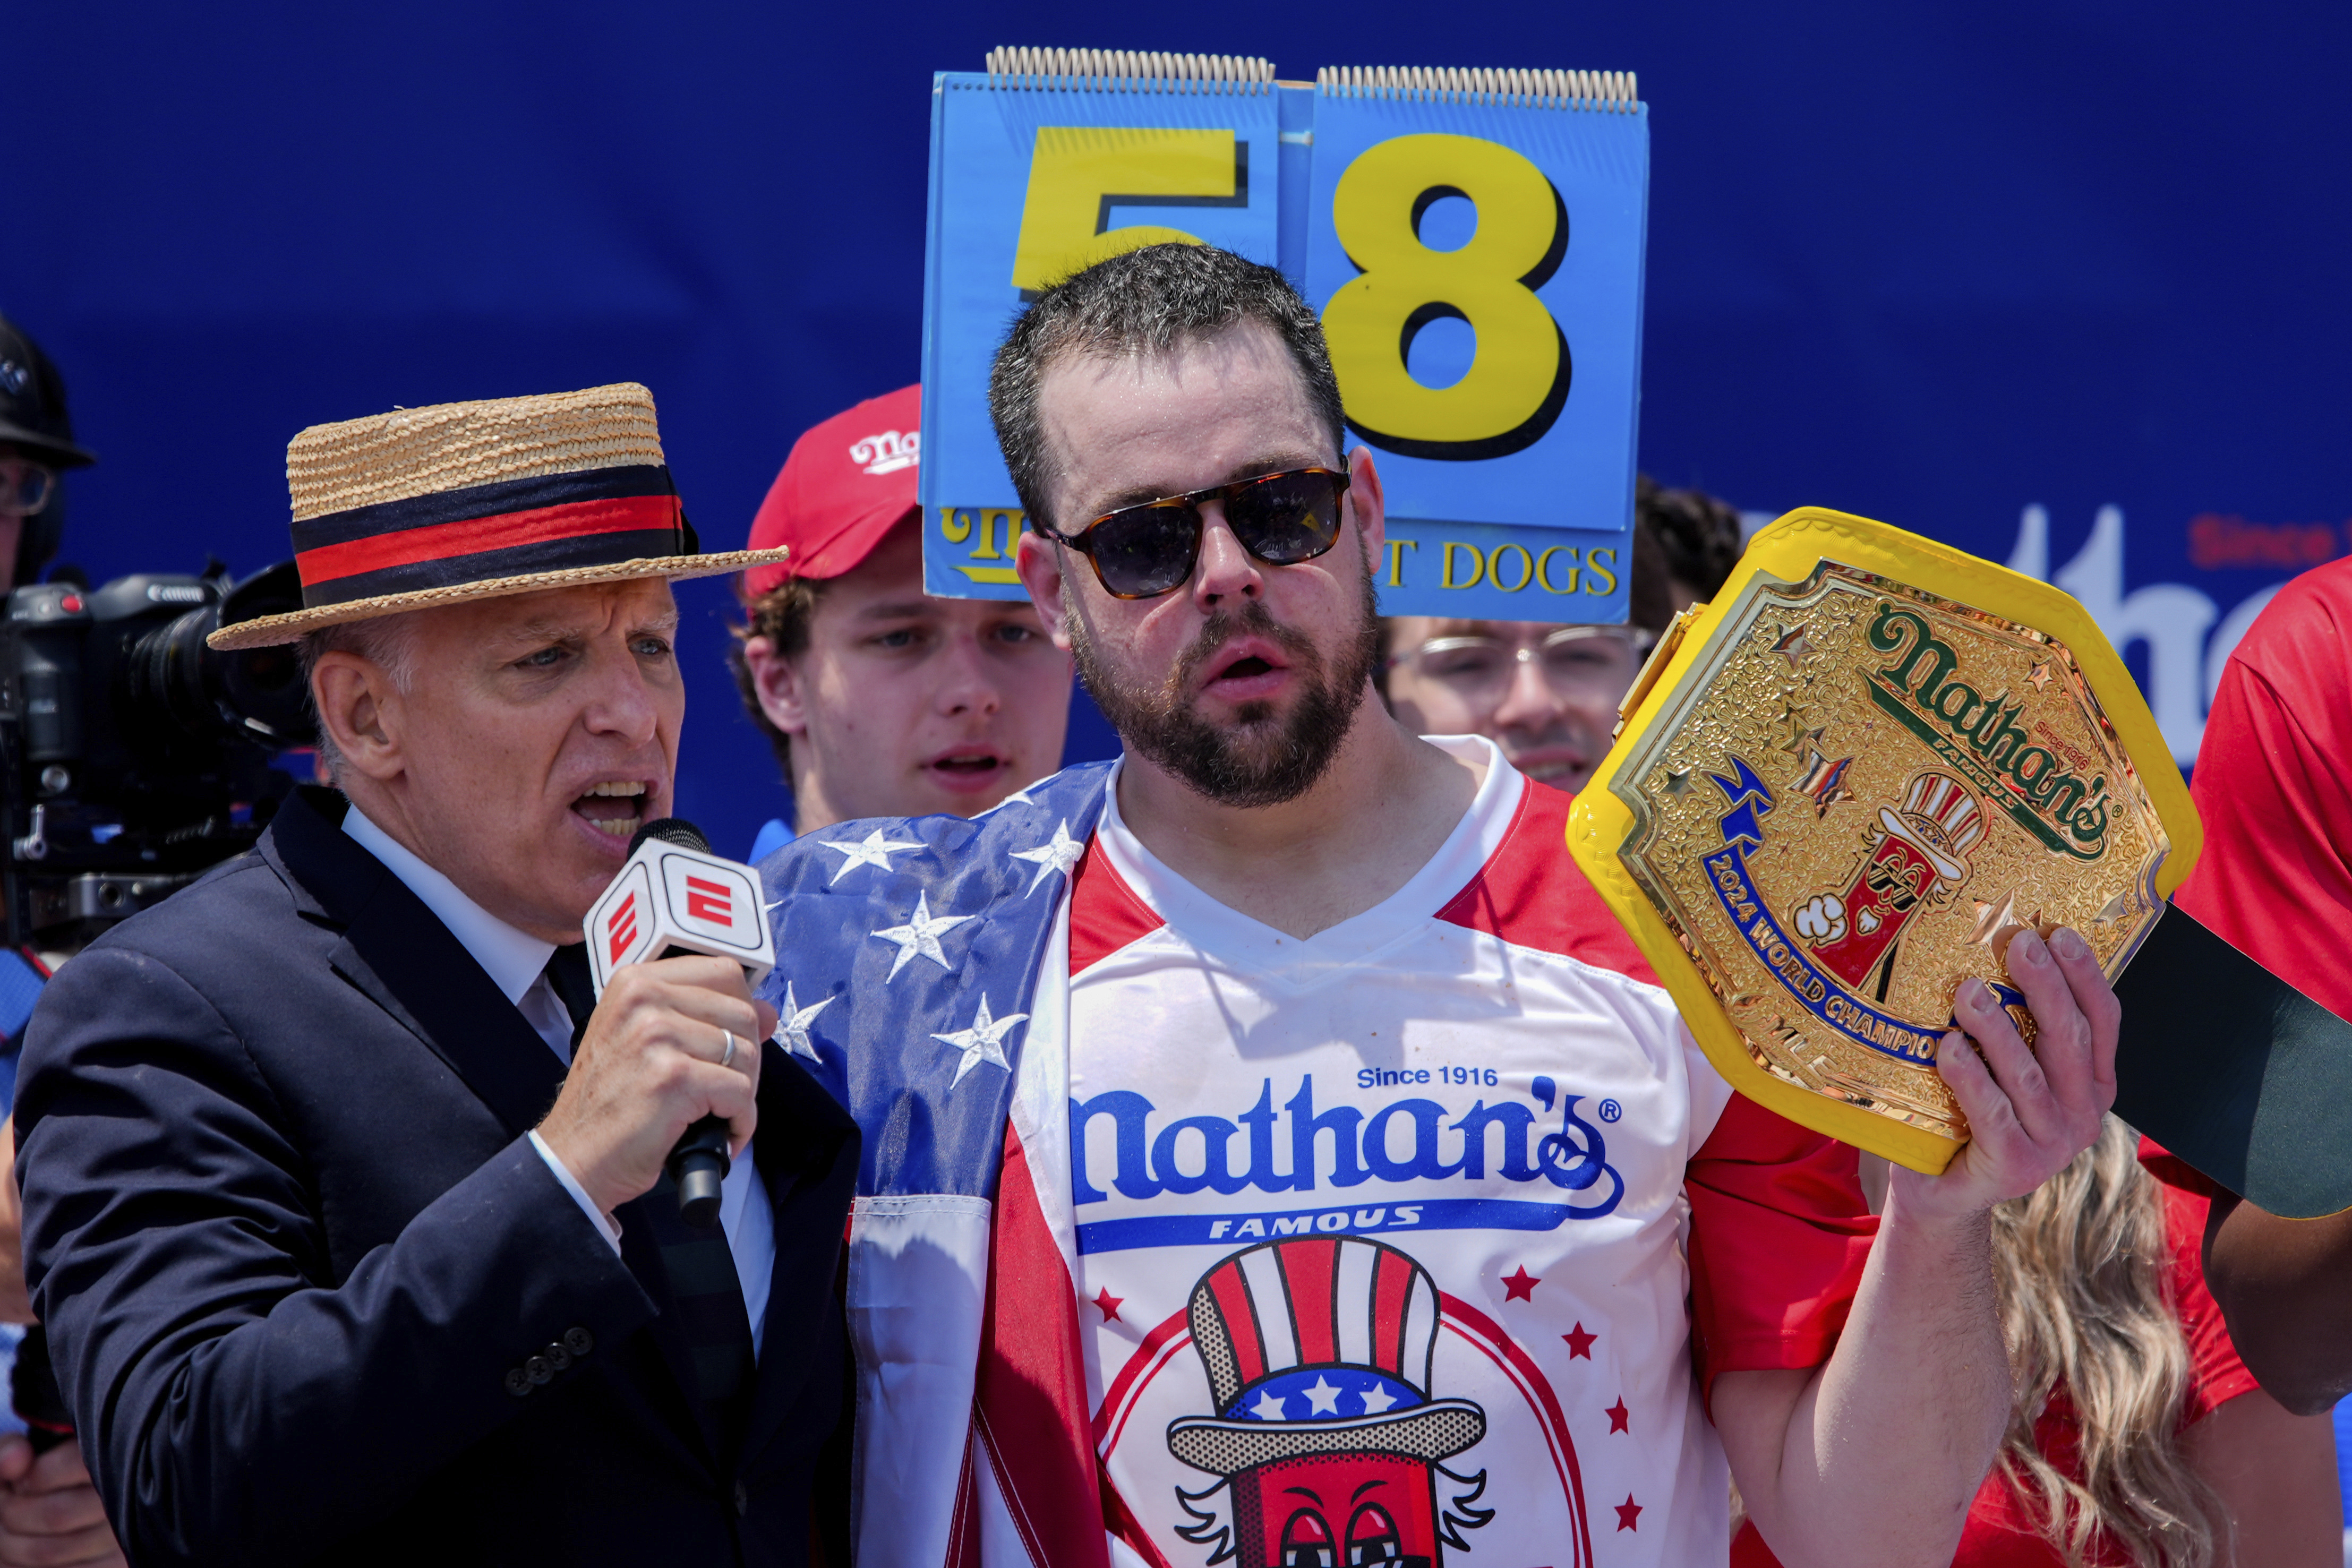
[
  {"left": 926, "top": 749, "right": 1010, "bottom": 788},
  {"left": 1507, "top": 741, "right": 1595, "bottom": 789},
  {"left": 572, "top": 781, "right": 649, "bottom": 839},
  {"left": 1202, "top": 638, "right": 1291, "bottom": 695}
]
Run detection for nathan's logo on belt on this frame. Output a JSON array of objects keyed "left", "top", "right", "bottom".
[
  {"left": 1593, "top": 544, "right": 2177, "bottom": 1160},
  {"left": 1866, "top": 603, "right": 2111, "bottom": 860},
  {"left": 1068, "top": 1074, "right": 1626, "bottom": 1255}
]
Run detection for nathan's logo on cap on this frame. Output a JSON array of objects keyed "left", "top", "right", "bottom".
[
  {"left": 0, "top": 361, "right": 26, "bottom": 397},
  {"left": 850, "top": 429, "right": 919, "bottom": 477}
]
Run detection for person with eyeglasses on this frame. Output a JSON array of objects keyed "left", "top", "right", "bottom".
[
  {"left": 1381, "top": 482, "right": 1752, "bottom": 795},
  {"left": 0, "top": 314, "right": 90, "bottom": 599},
  {"left": 1380, "top": 526, "right": 1673, "bottom": 795},
  {"left": 750, "top": 242, "right": 2122, "bottom": 1568},
  {"left": 0, "top": 311, "right": 124, "bottom": 1568}
]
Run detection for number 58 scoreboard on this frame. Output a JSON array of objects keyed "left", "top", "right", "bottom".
[{"left": 919, "top": 49, "right": 1649, "bottom": 623}]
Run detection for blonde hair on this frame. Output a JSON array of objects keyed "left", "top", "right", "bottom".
[{"left": 1990, "top": 1116, "right": 2227, "bottom": 1568}]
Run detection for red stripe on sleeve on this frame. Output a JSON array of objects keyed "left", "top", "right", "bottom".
[
  {"left": 1686, "top": 1093, "right": 1876, "bottom": 1407},
  {"left": 1434, "top": 775, "right": 1659, "bottom": 983},
  {"left": 1067, "top": 833, "right": 1165, "bottom": 977}
]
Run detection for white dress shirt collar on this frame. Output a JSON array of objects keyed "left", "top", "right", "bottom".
[{"left": 342, "top": 803, "right": 555, "bottom": 1007}]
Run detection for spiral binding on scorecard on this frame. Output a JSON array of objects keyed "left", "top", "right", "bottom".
[
  {"left": 1316, "top": 65, "right": 1640, "bottom": 112},
  {"left": 984, "top": 47, "right": 1276, "bottom": 93}
]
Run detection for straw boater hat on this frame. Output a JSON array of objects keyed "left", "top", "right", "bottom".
[{"left": 208, "top": 382, "right": 785, "bottom": 650}]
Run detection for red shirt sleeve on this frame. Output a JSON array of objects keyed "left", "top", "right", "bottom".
[
  {"left": 1686, "top": 1092, "right": 1878, "bottom": 1403},
  {"left": 2175, "top": 559, "right": 2352, "bottom": 1023},
  {"left": 2149, "top": 1154, "right": 2262, "bottom": 1424}
]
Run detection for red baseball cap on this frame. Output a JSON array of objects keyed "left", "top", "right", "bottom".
[{"left": 742, "top": 384, "right": 921, "bottom": 597}]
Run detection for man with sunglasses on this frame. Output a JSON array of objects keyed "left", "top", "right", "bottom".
[{"left": 755, "top": 243, "right": 2120, "bottom": 1568}]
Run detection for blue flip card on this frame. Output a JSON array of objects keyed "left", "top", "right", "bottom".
[{"left": 920, "top": 60, "right": 1647, "bottom": 624}]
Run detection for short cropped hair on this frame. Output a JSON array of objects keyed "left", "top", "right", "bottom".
[
  {"left": 988, "top": 243, "right": 1347, "bottom": 534},
  {"left": 297, "top": 614, "right": 421, "bottom": 784}
]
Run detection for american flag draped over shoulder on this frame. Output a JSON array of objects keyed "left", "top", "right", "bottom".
[{"left": 758, "top": 762, "right": 1116, "bottom": 1567}]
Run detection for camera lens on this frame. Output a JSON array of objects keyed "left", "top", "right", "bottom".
[{"left": 116, "top": 563, "right": 317, "bottom": 752}]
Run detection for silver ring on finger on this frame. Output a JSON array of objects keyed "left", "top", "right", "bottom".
[{"left": 720, "top": 1028, "right": 737, "bottom": 1070}]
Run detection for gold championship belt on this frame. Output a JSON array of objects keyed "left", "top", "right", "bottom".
[{"left": 1569, "top": 509, "right": 2201, "bottom": 1172}]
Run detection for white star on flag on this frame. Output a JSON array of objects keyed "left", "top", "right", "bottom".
[
  {"left": 1357, "top": 1382, "right": 1398, "bottom": 1415},
  {"left": 1010, "top": 819, "right": 1085, "bottom": 895},
  {"left": 818, "top": 828, "right": 922, "bottom": 885},
  {"left": 930, "top": 994, "right": 1027, "bottom": 1087},
  {"left": 976, "top": 782, "right": 1040, "bottom": 818},
  {"left": 1302, "top": 1376, "right": 1342, "bottom": 1416},
  {"left": 871, "top": 891, "right": 971, "bottom": 981},
  {"left": 770, "top": 981, "right": 833, "bottom": 1062},
  {"left": 1251, "top": 1389, "right": 1288, "bottom": 1421}
]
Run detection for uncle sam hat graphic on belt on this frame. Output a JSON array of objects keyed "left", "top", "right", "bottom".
[{"left": 209, "top": 382, "right": 786, "bottom": 650}]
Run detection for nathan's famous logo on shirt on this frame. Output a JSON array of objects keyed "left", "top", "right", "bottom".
[{"left": 1070, "top": 1073, "right": 1624, "bottom": 1256}]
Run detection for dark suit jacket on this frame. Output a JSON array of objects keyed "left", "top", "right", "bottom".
[{"left": 14, "top": 787, "right": 858, "bottom": 1567}]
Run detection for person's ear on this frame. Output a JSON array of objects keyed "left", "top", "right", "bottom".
[
  {"left": 741, "top": 636, "right": 811, "bottom": 738},
  {"left": 1347, "top": 445, "right": 1387, "bottom": 562},
  {"left": 311, "top": 654, "right": 406, "bottom": 783},
  {"left": 1015, "top": 526, "right": 1074, "bottom": 653}
]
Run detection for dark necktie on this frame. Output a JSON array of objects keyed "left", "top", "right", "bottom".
[{"left": 541, "top": 945, "right": 759, "bottom": 1455}]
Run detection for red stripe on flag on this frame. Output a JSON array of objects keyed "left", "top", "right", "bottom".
[
  {"left": 295, "top": 494, "right": 680, "bottom": 586},
  {"left": 945, "top": 1427, "right": 980, "bottom": 1568},
  {"left": 972, "top": 1127, "right": 1111, "bottom": 1568},
  {"left": 1279, "top": 1237, "right": 1340, "bottom": 1366}
]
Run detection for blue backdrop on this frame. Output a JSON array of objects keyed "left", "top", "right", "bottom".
[{"left": 6, "top": 2, "right": 2346, "bottom": 858}]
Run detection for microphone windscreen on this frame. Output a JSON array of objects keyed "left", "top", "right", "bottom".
[{"left": 629, "top": 817, "right": 710, "bottom": 856}]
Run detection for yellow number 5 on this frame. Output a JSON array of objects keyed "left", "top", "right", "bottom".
[
  {"left": 1011, "top": 128, "right": 1245, "bottom": 293},
  {"left": 1322, "top": 134, "right": 1569, "bottom": 460}
]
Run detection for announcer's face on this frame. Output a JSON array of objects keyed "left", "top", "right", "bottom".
[{"left": 392, "top": 577, "right": 683, "bottom": 942}]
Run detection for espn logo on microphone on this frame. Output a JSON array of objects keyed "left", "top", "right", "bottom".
[
  {"left": 606, "top": 889, "right": 642, "bottom": 964},
  {"left": 685, "top": 876, "right": 732, "bottom": 924},
  {"left": 583, "top": 844, "right": 774, "bottom": 997}
]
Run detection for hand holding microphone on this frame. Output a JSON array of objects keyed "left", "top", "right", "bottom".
[{"left": 535, "top": 818, "right": 777, "bottom": 1228}]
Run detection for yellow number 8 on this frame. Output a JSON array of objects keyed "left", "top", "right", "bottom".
[{"left": 1322, "top": 134, "right": 1569, "bottom": 461}]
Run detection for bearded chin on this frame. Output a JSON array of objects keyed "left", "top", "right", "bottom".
[{"left": 1067, "top": 544, "right": 1383, "bottom": 810}]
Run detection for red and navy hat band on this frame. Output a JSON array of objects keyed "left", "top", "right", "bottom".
[{"left": 291, "top": 464, "right": 690, "bottom": 608}]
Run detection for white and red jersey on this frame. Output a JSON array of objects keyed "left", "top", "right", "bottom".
[{"left": 1060, "top": 738, "right": 1875, "bottom": 1568}]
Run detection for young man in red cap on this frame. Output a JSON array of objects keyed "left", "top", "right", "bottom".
[{"left": 730, "top": 386, "right": 1072, "bottom": 858}]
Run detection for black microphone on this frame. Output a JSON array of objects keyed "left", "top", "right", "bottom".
[{"left": 582, "top": 816, "right": 776, "bottom": 1227}]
